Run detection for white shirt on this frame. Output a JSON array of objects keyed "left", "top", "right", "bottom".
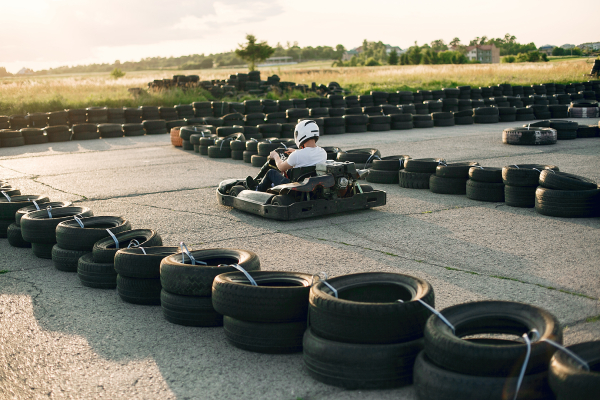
[{"left": 286, "top": 146, "right": 327, "bottom": 168}]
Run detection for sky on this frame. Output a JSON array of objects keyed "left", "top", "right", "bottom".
[{"left": 1, "top": 0, "right": 598, "bottom": 73}]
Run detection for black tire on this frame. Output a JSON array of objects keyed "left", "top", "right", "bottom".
[
  {"left": 77, "top": 253, "right": 117, "bottom": 289},
  {"left": 424, "top": 300, "right": 561, "bottom": 377},
  {"left": 117, "top": 275, "right": 161, "bottom": 305},
  {"left": 474, "top": 107, "right": 500, "bottom": 116},
  {"left": 31, "top": 242, "right": 54, "bottom": 259},
  {"left": 539, "top": 170, "right": 597, "bottom": 191},
  {"left": 161, "top": 290, "right": 223, "bottom": 327},
  {"left": 243, "top": 151, "right": 256, "bottom": 163},
  {"left": 468, "top": 167, "right": 503, "bottom": 183},
  {"left": 372, "top": 156, "right": 410, "bottom": 171},
  {"left": 160, "top": 249, "right": 260, "bottom": 296},
  {"left": 344, "top": 115, "right": 369, "bottom": 125},
  {"left": 474, "top": 115, "right": 499, "bottom": 124},
  {"left": 230, "top": 140, "right": 246, "bottom": 151},
  {"left": 414, "top": 119, "right": 434, "bottom": 128},
  {"left": 366, "top": 169, "right": 399, "bottom": 184},
  {"left": 399, "top": 171, "right": 432, "bottom": 189},
  {"left": 405, "top": 158, "right": 445, "bottom": 173},
  {"left": 345, "top": 124, "right": 367, "bottom": 133},
  {"left": 245, "top": 140, "right": 259, "bottom": 152},
  {"left": 52, "top": 245, "right": 89, "bottom": 272},
  {"left": 56, "top": 216, "right": 131, "bottom": 251},
  {"left": 212, "top": 271, "right": 312, "bottom": 322},
  {"left": 429, "top": 176, "right": 467, "bottom": 195},
  {"left": 436, "top": 162, "right": 479, "bottom": 179},
  {"left": 368, "top": 123, "right": 391, "bottom": 132},
  {"left": 303, "top": 328, "right": 423, "bottom": 389},
  {"left": 15, "top": 201, "right": 72, "bottom": 226},
  {"left": 7, "top": 223, "right": 30, "bottom": 248},
  {"left": 324, "top": 126, "right": 346, "bottom": 135},
  {"left": 114, "top": 246, "right": 179, "bottom": 279},
  {"left": 455, "top": 116, "right": 474, "bottom": 125},
  {"left": 505, "top": 185, "right": 537, "bottom": 208},
  {"left": 502, "top": 127, "right": 557, "bottom": 146},
  {"left": 433, "top": 118, "right": 455, "bottom": 127},
  {"left": 466, "top": 180, "right": 505, "bottom": 202},
  {"left": 21, "top": 207, "right": 94, "bottom": 244},
  {"left": 0, "top": 195, "right": 50, "bottom": 220},
  {"left": 308, "top": 272, "right": 434, "bottom": 344},
  {"left": 270, "top": 194, "right": 295, "bottom": 206},
  {"left": 230, "top": 150, "right": 244, "bottom": 160},
  {"left": 251, "top": 155, "right": 268, "bottom": 167},
  {"left": 535, "top": 187, "right": 600, "bottom": 218},
  {"left": 199, "top": 145, "right": 208, "bottom": 155},
  {"left": 502, "top": 164, "right": 559, "bottom": 186},
  {"left": 549, "top": 341, "right": 600, "bottom": 400},
  {"left": 414, "top": 351, "right": 553, "bottom": 400},
  {"left": 391, "top": 121, "right": 414, "bottom": 130},
  {"left": 207, "top": 145, "right": 231, "bottom": 158},
  {"left": 92, "top": 229, "right": 163, "bottom": 264},
  {"left": 223, "top": 316, "right": 305, "bottom": 354}
]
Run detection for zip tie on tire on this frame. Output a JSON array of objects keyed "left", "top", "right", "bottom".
[
  {"left": 127, "top": 239, "right": 141, "bottom": 249},
  {"left": 513, "top": 333, "right": 532, "bottom": 400},
  {"left": 474, "top": 165, "right": 484, "bottom": 169},
  {"left": 31, "top": 200, "right": 40, "bottom": 210},
  {"left": 46, "top": 206, "right": 52, "bottom": 218},
  {"left": 224, "top": 264, "right": 257, "bottom": 286},
  {"left": 179, "top": 242, "right": 203, "bottom": 265},
  {"left": 542, "top": 338, "right": 590, "bottom": 371},
  {"left": 106, "top": 229, "right": 119, "bottom": 249},
  {"left": 511, "top": 164, "right": 520, "bottom": 169},
  {"left": 73, "top": 214, "right": 85, "bottom": 228},
  {"left": 1, "top": 191, "right": 11, "bottom": 202},
  {"left": 531, "top": 168, "right": 541, "bottom": 173},
  {"left": 280, "top": 142, "right": 287, "bottom": 149},
  {"left": 311, "top": 272, "right": 338, "bottom": 298},
  {"left": 398, "top": 299, "right": 456, "bottom": 335},
  {"left": 137, "top": 246, "right": 147, "bottom": 255}
]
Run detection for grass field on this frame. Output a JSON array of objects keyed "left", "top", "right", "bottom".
[{"left": 0, "top": 59, "right": 596, "bottom": 116}]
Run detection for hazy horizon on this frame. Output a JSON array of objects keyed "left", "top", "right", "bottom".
[{"left": 1, "top": 0, "right": 597, "bottom": 74}]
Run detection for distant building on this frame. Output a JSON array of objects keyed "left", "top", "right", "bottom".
[
  {"left": 342, "top": 49, "right": 358, "bottom": 61},
  {"left": 16, "top": 67, "right": 33, "bottom": 75},
  {"left": 383, "top": 44, "right": 403, "bottom": 54},
  {"left": 579, "top": 42, "right": 600, "bottom": 51},
  {"left": 539, "top": 44, "right": 556, "bottom": 55},
  {"left": 464, "top": 44, "right": 500, "bottom": 64},
  {"left": 561, "top": 44, "right": 576, "bottom": 50}
]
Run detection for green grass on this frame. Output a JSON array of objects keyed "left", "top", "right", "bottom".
[{"left": 0, "top": 270, "right": 9, "bottom": 274}]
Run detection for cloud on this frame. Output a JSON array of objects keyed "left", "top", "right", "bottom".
[{"left": 0, "top": 0, "right": 283, "bottom": 64}]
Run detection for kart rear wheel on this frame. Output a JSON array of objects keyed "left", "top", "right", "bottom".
[{"left": 271, "top": 195, "right": 295, "bottom": 206}]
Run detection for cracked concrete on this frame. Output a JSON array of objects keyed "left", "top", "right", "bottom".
[{"left": 1, "top": 117, "right": 599, "bottom": 399}]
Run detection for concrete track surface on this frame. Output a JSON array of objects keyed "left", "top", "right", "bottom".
[{"left": 1, "top": 119, "right": 599, "bottom": 400}]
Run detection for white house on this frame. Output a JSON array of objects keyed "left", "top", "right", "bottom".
[{"left": 16, "top": 68, "right": 33, "bottom": 75}]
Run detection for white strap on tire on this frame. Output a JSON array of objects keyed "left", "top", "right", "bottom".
[
  {"left": 311, "top": 272, "right": 338, "bottom": 298},
  {"left": 127, "top": 239, "right": 141, "bottom": 249},
  {"left": 106, "top": 229, "right": 119, "bottom": 248},
  {"left": 1, "top": 191, "right": 11, "bottom": 202},
  {"left": 398, "top": 298, "right": 456, "bottom": 335},
  {"left": 46, "top": 206, "right": 53, "bottom": 218},
  {"left": 179, "top": 242, "right": 204, "bottom": 265},
  {"left": 73, "top": 214, "right": 85, "bottom": 228},
  {"left": 31, "top": 200, "right": 40, "bottom": 210},
  {"left": 225, "top": 264, "right": 257, "bottom": 286}
]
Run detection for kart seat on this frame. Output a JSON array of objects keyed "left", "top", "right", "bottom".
[
  {"left": 287, "top": 166, "right": 317, "bottom": 182},
  {"left": 269, "top": 174, "right": 335, "bottom": 195}
]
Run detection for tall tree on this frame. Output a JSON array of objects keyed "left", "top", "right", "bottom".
[
  {"left": 449, "top": 37, "right": 461, "bottom": 48},
  {"left": 430, "top": 39, "right": 448, "bottom": 52},
  {"left": 388, "top": 50, "right": 399, "bottom": 65},
  {"left": 235, "top": 34, "right": 275, "bottom": 71}
]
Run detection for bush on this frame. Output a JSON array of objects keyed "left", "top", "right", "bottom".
[
  {"left": 365, "top": 57, "right": 380, "bottom": 66},
  {"left": 110, "top": 68, "right": 125, "bottom": 79},
  {"left": 502, "top": 56, "right": 516, "bottom": 63}
]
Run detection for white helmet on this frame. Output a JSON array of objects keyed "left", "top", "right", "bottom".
[{"left": 294, "top": 120, "right": 320, "bottom": 148}]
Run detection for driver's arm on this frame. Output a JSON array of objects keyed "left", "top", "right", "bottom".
[{"left": 270, "top": 151, "right": 293, "bottom": 173}]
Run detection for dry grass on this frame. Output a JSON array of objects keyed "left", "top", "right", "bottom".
[{"left": 0, "top": 60, "right": 593, "bottom": 115}]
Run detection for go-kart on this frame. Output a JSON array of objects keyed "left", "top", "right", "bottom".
[{"left": 216, "top": 149, "right": 386, "bottom": 220}]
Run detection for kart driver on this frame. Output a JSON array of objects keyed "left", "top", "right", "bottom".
[{"left": 246, "top": 120, "right": 327, "bottom": 192}]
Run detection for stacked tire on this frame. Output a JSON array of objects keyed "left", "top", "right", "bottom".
[
  {"left": 367, "top": 155, "right": 410, "bottom": 184},
  {"left": 535, "top": 170, "right": 599, "bottom": 218},
  {"left": 1, "top": 195, "right": 49, "bottom": 243},
  {"left": 53, "top": 216, "right": 131, "bottom": 272},
  {"left": 466, "top": 167, "right": 505, "bottom": 202},
  {"left": 569, "top": 101, "right": 599, "bottom": 118},
  {"left": 502, "top": 126, "right": 557, "bottom": 145},
  {"left": 21, "top": 207, "right": 93, "bottom": 259},
  {"left": 473, "top": 107, "right": 499, "bottom": 124},
  {"left": 414, "top": 301, "right": 562, "bottom": 400},
  {"left": 549, "top": 120, "right": 577, "bottom": 140},
  {"left": 400, "top": 158, "right": 445, "bottom": 189},
  {"left": 114, "top": 247, "right": 179, "bottom": 305},
  {"left": 213, "top": 271, "right": 312, "bottom": 353},
  {"left": 12, "top": 202, "right": 72, "bottom": 248},
  {"left": 84, "top": 229, "right": 162, "bottom": 289},
  {"left": 343, "top": 115, "right": 368, "bottom": 133},
  {"left": 336, "top": 148, "right": 381, "bottom": 169},
  {"left": 502, "top": 164, "right": 559, "bottom": 208},
  {"left": 160, "top": 249, "right": 260, "bottom": 326},
  {"left": 304, "top": 272, "right": 434, "bottom": 389},
  {"left": 430, "top": 162, "right": 479, "bottom": 194}
]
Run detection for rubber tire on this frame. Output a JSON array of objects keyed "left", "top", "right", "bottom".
[
  {"left": 414, "top": 120, "right": 434, "bottom": 128},
  {"left": 243, "top": 151, "right": 256, "bottom": 163},
  {"left": 160, "top": 249, "right": 260, "bottom": 296},
  {"left": 77, "top": 253, "right": 117, "bottom": 289},
  {"left": 345, "top": 124, "right": 367, "bottom": 133},
  {"left": 372, "top": 156, "right": 410, "bottom": 171},
  {"left": 539, "top": 170, "right": 597, "bottom": 191},
  {"left": 368, "top": 123, "right": 391, "bottom": 131},
  {"left": 505, "top": 185, "right": 537, "bottom": 208},
  {"left": 414, "top": 351, "right": 553, "bottom": 400},
  {"left": 455, "top": 116, "right": 474, "bottom": 125},
  {"left": 92, "top": 229, "right": 163, "bottom": 264},
  {"left": 399, "top": 171, "right": 432, "bottom": 189},
  {"left": 391, "top": 121, "right": 414, "bottom": 130},
  {"left": 223, "top": 316, "right": 306, "bottom": 354},
  {"left": 231, "top": 149, "right": 244, "bottom": 160},
  {"left": 15, "top": 201, "right": 72, "bottom": 227},
  {"left": 466, "top": 180, "right": 505, "bottom": 202},
  {"left": 199, "top": 145, "right": 208, "bottom": 155},
  {"left": 405, "top": 158, "right": 445, "bottom": 173},
  {"left": 549, "top": 341, "right": 600, "bottom": 400},
  {"left": 161, "top": 290, "right": 223, "bottom": 327},
  {"left": 474, "top": 115, "right": 499, "bottom": 124},
  {"left": 0, "top": 195, "right": 50, "bottom": 220},
  {"left": 251, "top": 155, "right": 268, "bottom": 167},
  {"left": 308, "top": 272, "right": 434, "bottom": 344},
  {"left": 31, "top": 242, "right": 54, "bottom": 259},
  {"left": 502, "top": 127, "right": 557, "bottom": 146},
  {"left": 207, "top": 146, "right": 231, "bottom": 158},
  {"left": 114, "top": 246, "right": 179, "bottom": 279},
  {"left": 212, "top": 271, "right": 312, "bottom": 322},
  {"left": 303, "top": 328, "right": 423, "bottom": 389},
  {"left": 21, "top": 207, "right": 94, "bottom": 244},
  {"left": 436, "top": 162, "right": 479, "bottom": 179},
  {"left": 366, "top": 169, "right": 399, "bottom": 184},
  {"left": 117, "top": 275, "right": 161, "bottom": 305},
  {"left": 56, "top": 216, "right": 131, "bottom": 251},
  {"left": 502, "top": 165, "right": 560, "bottom": 187},
  {"left": 51, "top": 245, "right": 89, "bottom": 272},
  {"left": 469, "top": 167, "right": 503, "bottom": 183},
  {"left": 7, "top": 223, "right": 30, "bottom": 248},
  {"left": 535, "top": 187, "right": 600, "bottom": 218},
  {"left": 429, "top": 176, "right": 467, "bottom": 195}
]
